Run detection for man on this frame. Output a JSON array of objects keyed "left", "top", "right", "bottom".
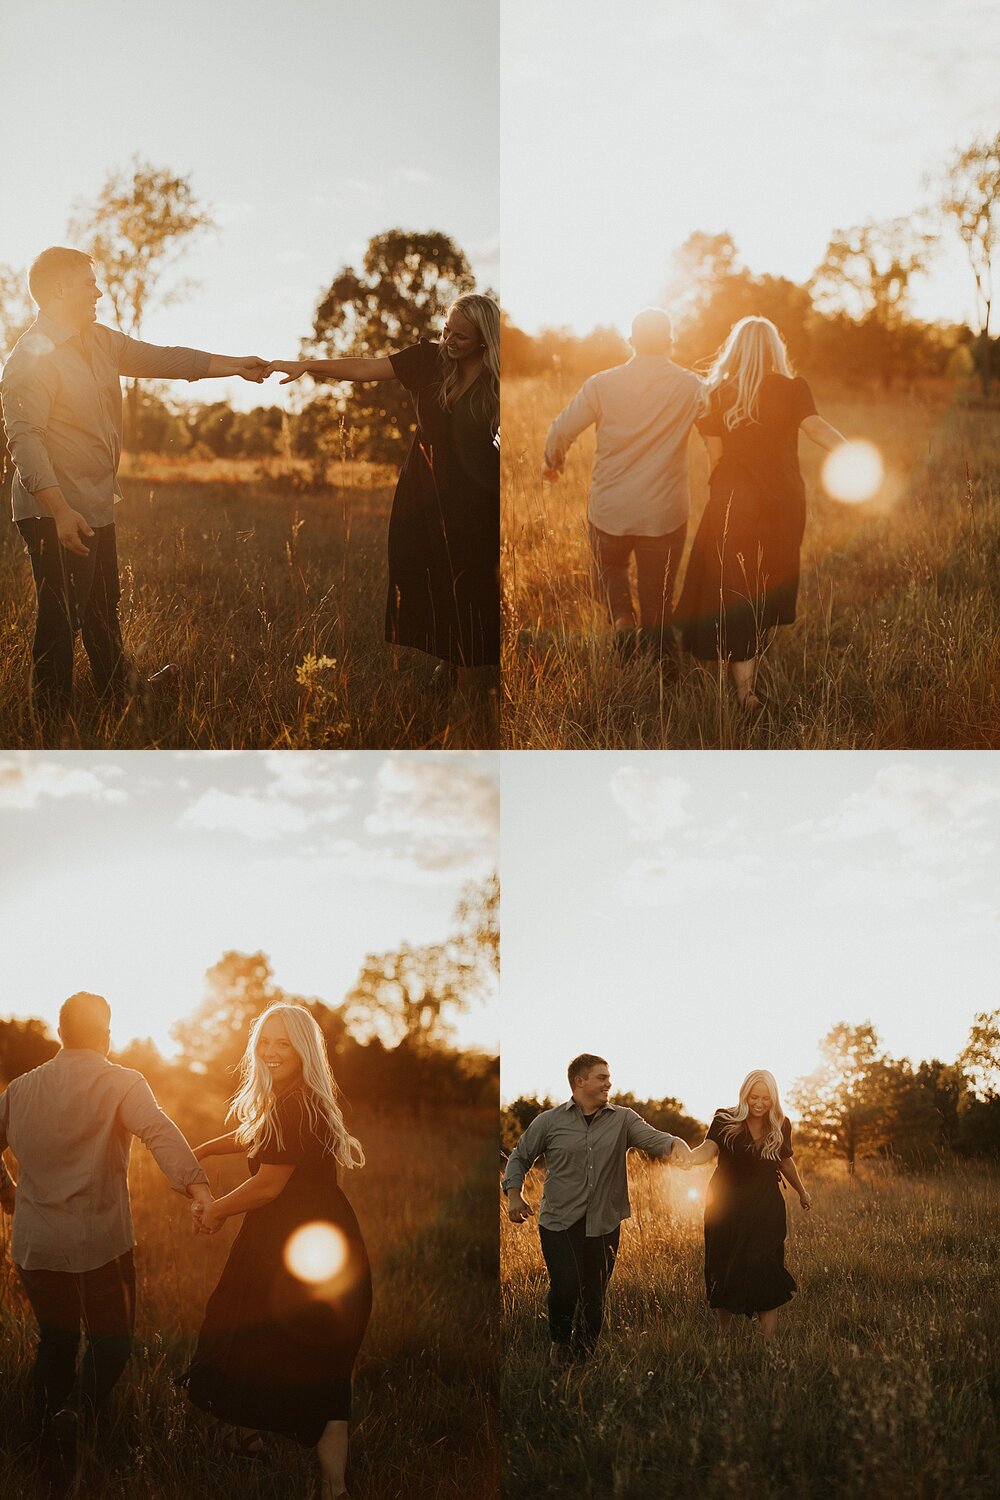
[
  {"left": 542, "top": 309, "right": 704, "bottom": 670},
  {"left": 503, "top": 1052, "right": 690, "bottom": 1366},
  {"left": 0, "top": 992, "right": 213, "bottom": 1444},
  {"left": 0, "top": 245, "right": 271, "bottom": 720}
]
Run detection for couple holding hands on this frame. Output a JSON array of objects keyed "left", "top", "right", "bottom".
[
  {"left": 0, "top": 992, "right": 370, "bottom": 1500},
  {"left": 503, "top": 1054, "right": 812, "bottom": 1363},
  {"left": 0, "top": 244, "right": 500, "bottom": 723}
]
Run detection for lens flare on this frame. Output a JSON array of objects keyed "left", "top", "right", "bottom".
[
  {"left": 822, "top": 440, "right": 884, "bottom": 504},
  {"left": 283, "top": 1222, "right": 348, "bottom": 1285},
  {"left": 687, "top": 1188, "right": 699, "bottom": 1201}
]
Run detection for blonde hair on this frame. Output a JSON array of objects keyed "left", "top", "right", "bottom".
[
  {"left": 437, "top": 293, "right": 499, "bottom": 435},
  {"left": 716, "top": 1069, "right": 786, "bottom": 1160},
  {"left": 229, "top": 1003, "right": 364, "bottom": 1170},
  {"left": 704, "top": 316, "right": 793, "bottom": 431}
]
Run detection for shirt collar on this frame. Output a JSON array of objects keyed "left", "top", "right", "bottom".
[
  {"left": 561, "top": 1097, "right": 615, "bottom": 1116},
  {"left": 35, "top": 310, "right": 83, "bottom": 347}
]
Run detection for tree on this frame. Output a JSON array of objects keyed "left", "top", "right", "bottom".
[
  {"left": 789, "top": 1022, "right": 895, "bottom": 1172},
  {"left": 454, "top": 872, "right": 499, "bottom": 975},
  {"left": 70, "top": 156, "right": 214, "bottom": 446},
  {"left": 171, "top": 950, "right": 308, "bottom": 1077},
  {"left": 303, "top": 229, "right": 477, "bottom": 463},
  {"left": 0, "top": 264, "right": 32, "bottom": 357},
  {"left": 939, "top": 131, "right": 1000, "bottom": 394},
  {"left": 343, "top": 940, "right": 476, "bottom": 1052},
  {"left": 959, "top": 1008, "right": 1000, "bottom": 1099},
  {"left": 810, "top": 218, "right": 934, "bottom": 386},
  {"left": 0, "top": 1017, "right": 58, "bottom": 1085}
]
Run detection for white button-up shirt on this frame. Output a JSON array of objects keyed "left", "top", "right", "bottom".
[
  {"left": 544, "top": 355, "right": 704, "bottom": 537},
  {"left": 0, "top": 1047, "right": 208, "bottom": 1272}
]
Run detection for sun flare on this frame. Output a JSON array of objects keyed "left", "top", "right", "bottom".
[
  {"left": 283, "top": 1222, "right": 349, "bottom": 1285},
  {"left": 822, "top": 440, "right": 884, "bottom": 504}
]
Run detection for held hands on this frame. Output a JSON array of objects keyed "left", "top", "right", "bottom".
[
  {"left": 232, "top": 356, "right": 272, "bottom": 384},
  {"left": 263, "top": 360, "right": 309, "bottom": 385},
  {"left": 190, "top": 1199, "right": 224, "bottom": 1235},
  {"left": 670, "top": 1139, "right": 694, "bottom": 1170},
  {"left": 506, "top": 1190, "right": 535, "bottom": 1225}
]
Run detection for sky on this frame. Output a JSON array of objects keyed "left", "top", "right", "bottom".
[
  {"left": 500, "top": 751, "right": 1000, "bottom": 1123},
  {"left": 503, "top": 0, "right": 999, "bottom": 336},
  {"left": 0, "top": 750, "right": 499, "bottom": 1056},
  {"left": 0, "top": 0, "right": 497, "bottom": 408}
]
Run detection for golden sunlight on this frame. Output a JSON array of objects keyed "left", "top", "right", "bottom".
[
  {"left": 283, "top": 1222, "right": 349, "bottom": 1285},
  {"left": 687, "top": 1188, "right": 700, "bottom": 1202},
  {"left": 822, "top": 440, "right": 885, "bottom": 504}
]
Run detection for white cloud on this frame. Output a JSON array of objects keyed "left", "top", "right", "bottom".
[
  {"left": 0, "top": 758, "right": 127, "bottom": 809},
  {"left": 809, "top": 763, "right": 1000, "bottom": 862},
  {"left": 617, "top": 852, "right": 763, "bottom": 906},
  {"left": 364, "top": 756, "right": 498, "bottom": 875},
  {"left": 610, "top": 766, "right": 692, "bottom": 842},
  {"left": 179, "top": 789, "right": 308, "bottom": 841}
]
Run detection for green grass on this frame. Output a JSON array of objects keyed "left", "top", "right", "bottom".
[
  {"left": 0, "top": 1102, "right": 498, "bottom": 1499},
  {"left": 501, "top": 1155, "right": 1000, "bottom": 1499},
  {"left": 0, "top": 463, "right": 496, "bottom": 749}
]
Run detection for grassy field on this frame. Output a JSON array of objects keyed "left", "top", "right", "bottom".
[
  {"left": 501, "top": 1153, "right": 1000, "bottom": 1499},
  {"left": 0, "top": 459, "right": 496, "bottom": 749},
  {"left": 502, "top": 375, "right": 1000, "bottom": 748},
  {"left": 0, "top": 1100, "right": 498, "bottom": 1500}
]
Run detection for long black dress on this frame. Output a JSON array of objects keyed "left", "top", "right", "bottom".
[
  {"left": 186, "top": 1088, "right": 372, "bottom": 1445},
  {"left": 703, "top": 1112, "right": 796, "bottom": 1315},
  {"left": 385, "top": 340, "right": 500, "bottom": 667},
  {"left": 678, "top": 374, "right": 817, "bottom": 661}
]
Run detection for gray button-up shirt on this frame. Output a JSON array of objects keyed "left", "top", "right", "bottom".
[
  {"left": 503, "top": 1099, "right": 680, "bottom": 1236},
  {"left": 0, "top": 1047, "right": 208, "bottom": 1273},
  {"left": 543, "top": 355, "right": 704, "bottom": 537},
  {"left": 1, "top": 313, "right": 212, "bottom": 528}
]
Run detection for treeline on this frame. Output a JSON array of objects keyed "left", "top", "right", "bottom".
[
  {"left": 501, "top": 1011, "right": 1000, "bottom": 1174},
  {"left": 0, "top": 876, "right": 499, "bottom": 1117},
  {"left": 505, "top": 131, "right": 1000, "bottom": 393}
]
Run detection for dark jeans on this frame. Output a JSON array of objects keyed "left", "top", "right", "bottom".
[
  {"left": 591, "top": 522, "right": 687, "bottom": 645},
  {"left": 17, "top": 1250, "right": 136, "bottom": 1424},
  {"left": 538, "top": 1216, "right": 621, "bottom": 1352},
  {"left": 17, "top": 517, "right": 126, "bottom": 714}
]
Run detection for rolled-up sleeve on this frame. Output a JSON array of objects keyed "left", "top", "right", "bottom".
[
  {"left": 543, "top": 379, "right": 600, "bottom": 469},
  {"left": 113, "top": 331, "right": 212, "bottom": 382},
  {"left": 117, "top": 1079, "right": 208, "bottom": 1193},
  {"left": 624, "top": 1109, "right": 679, "bottom": 1159},
  {"left": 1, "top": 358, "right": 60, "bottom": 494},
  {"left": 502, "top": 1113, "right": 550, "bottom": 1195}
]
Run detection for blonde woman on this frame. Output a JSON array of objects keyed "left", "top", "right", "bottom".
[
  {"left": 677, "top": 316, "right": 845, "bottom": 708},
  {"left": 186, "top": 1004, "right": 371, "bottom": 1500},
  {"left": 268, "top": 294, "right": 500, "bottom": 694},
  {"left": 677, "top": 1070, "right": 811, "bottom": 1343}
]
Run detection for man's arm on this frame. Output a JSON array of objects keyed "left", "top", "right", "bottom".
[
  {"left": 502, "top": 1113, "right": 550, "bottom": 1223},
  {"left": 623, "top": 1109, "right": 683, "bottom": 1160},
  {"left": 1, "top": 364, "right": 95, "bottom": 556},
  {"left": 542, "top": 381, "right": 600, "bottom": 477},
  {"left": 0, "top": 1094, "right": 16, "bottom": 1212},
  {"left": 116, "top": 1078, "right": 210, "bottom": 1197},
  {"left": 112, "top": 332, "right": 268, "bottom": 384}
]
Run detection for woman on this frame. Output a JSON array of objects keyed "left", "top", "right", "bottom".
[
  {"left": 269, "top": 294, "right": 500, "bottom": 697},
  {"left": 186, "top": 1004, "right": 371, "bottom": 1500},
  {"left": 677, "top": 1069, "right": 811, "bottom": 1342},
  {"left": 676, "top": 316, "right": 845, "bottom": 709}
]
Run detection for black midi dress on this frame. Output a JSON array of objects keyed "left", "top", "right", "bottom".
[
  {"left": 678, "top": 374, "right": 817, "bottom": 661},
  {"left": 703, "top": 1112, "right": 797, "bottom": 1315},
  {"left": 385, "top": 340, "right": 500, "bottom": 667},
  {"left": 186, "top": 1088, "right": 372, "bottom": 1445}
]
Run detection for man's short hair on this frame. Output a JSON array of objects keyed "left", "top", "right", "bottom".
[
  {"left": 568, "top": 1052, "right": 608, "bottom": 1089},
  {"left": 27, "top": 247, "right": 94, "bottom": 307},
  {"left": 630, "top": 308, "right": 673, "bottom": 355},
  {"left": 59, "top": 991, "right": 111, "bottom": 1048}
]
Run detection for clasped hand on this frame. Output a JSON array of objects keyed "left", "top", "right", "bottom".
[
  {"left": 230, "top": 357, "right": 308, "bottom": 386},
  {"left": 190, "top": 1199, "right": 224, "bottom": 1235}
]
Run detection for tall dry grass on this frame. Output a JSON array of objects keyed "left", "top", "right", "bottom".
[
  {"left": 0, "top": 461, "right": 496, "bottom": 750},
  {"left": 502, "top": 376, "right": 1000, "bottom": 748},
  {"left": 0, "top": 1101, "right": 498, "bottom": 1500},
  {"left": 501, "top": 1153, "right": 1000, "bottom": 1498}
]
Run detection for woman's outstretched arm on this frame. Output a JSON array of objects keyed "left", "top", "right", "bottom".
[
  {"left": 267, "top": 357, "right": 396, "bottom": 385},
  {"left": 779, "top": 1157, "right": 812, "bottom": 1208},
  {"left": 800, "top": 414, "right": 845, "bottom": 451},
  {"left": 675, "top": 1139, "right": 719, "bottom": 1170},
  {"left": 192, "top": 1129, "right": 242, "bottom": 1161},
  {"left": 195, "top": 1163, "right": 296, "bottom": 1234}
]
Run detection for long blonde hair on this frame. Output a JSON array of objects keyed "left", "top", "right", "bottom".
[
  {"left": 704, "top": 316, "right": 793, "bottom": 431},
  {"left": 437, "top": 292, "right": 499, "bottom": 435},
  {"left": 229, "top": 1003, "right": 364, "bottom": 1170},
  {"left": 716, "top": 1069, "right": 786, "bottom": 1160}
]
